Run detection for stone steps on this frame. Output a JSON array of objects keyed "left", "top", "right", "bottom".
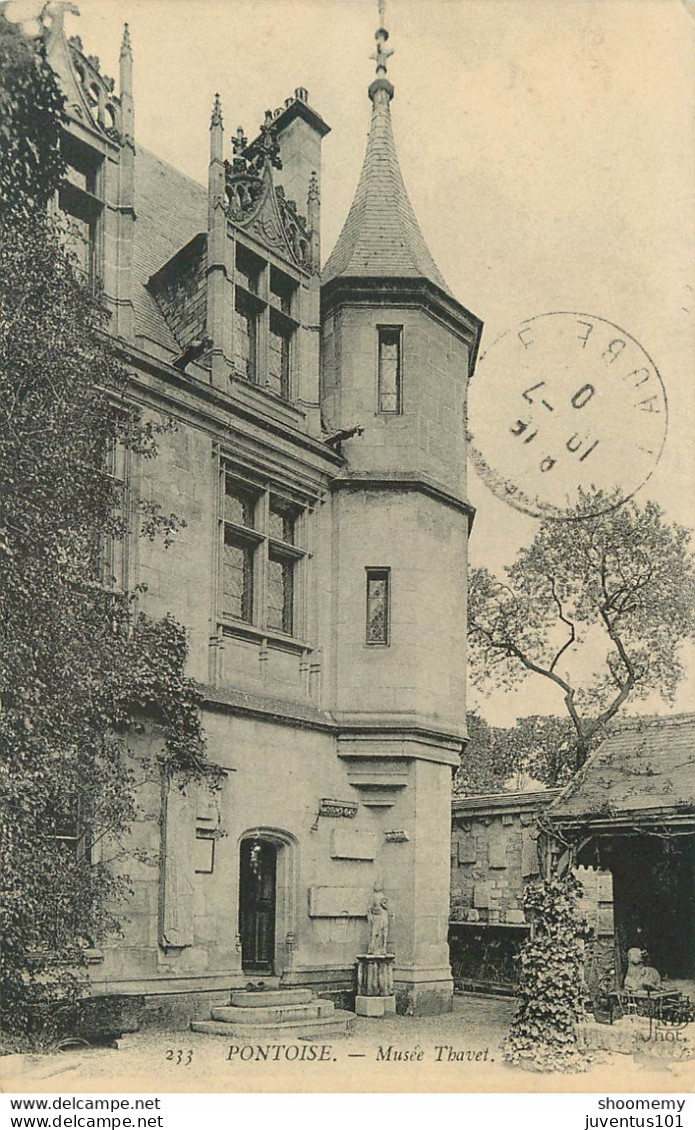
[
  {"left": 211, "top": 1000, "right": 334, "bottom": 1024},
  {"left": 192, "top": 1012, "right": 355, "bottom": 1040},
  {"left": 239, "top": 977, "right": 281, "bottom": 992},
  {"left": 192, "top": 986, "right": 355, "bottom": 1040},
  {"left": 229, "top": 987, "right": 313, "bottom": 1008}
]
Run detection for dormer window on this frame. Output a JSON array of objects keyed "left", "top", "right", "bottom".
[
  {"left": 232, "top": 241, "right": 299, "bottom": 400},
  {"left": 59, "top": 133, "right": 104, "bottom": 285}
]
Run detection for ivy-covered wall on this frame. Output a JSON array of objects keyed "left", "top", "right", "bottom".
[{"left": 449, "top": 791, "right": 616, "bottom": 994}]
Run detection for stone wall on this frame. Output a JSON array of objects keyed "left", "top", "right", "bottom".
[
  {"left": 450, "top": 791, "right": 557, "bottom": 926},
  {"left": 575, "top": 864, "right": 617, "bottom": 995},
  {"left": 449, "top": 791, "right": 616, "bottom": 995}
]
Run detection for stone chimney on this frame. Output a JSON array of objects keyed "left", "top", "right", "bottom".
[{"left": 270, "top": 89, "right": 330, "bottom": 249}]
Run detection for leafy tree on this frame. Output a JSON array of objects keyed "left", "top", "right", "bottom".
[
  {"left": 496, "top": 714, "right": 578, "bottom": 789},
  {"left": 0, "top": 12, "right": 208, "bottom": 1040},
  {"left": 455, "top": 711, "right": 523, "bottom": 795},
  {"left": 0, "top": 4, "right": 65, "bottom": 219},
  {"left": 468, "top": 489, "right": 695, "bottom": 770}
]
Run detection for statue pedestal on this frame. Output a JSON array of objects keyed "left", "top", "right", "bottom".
[{"left": 355, "top": 954, "right": 396, "bottom": 1017}]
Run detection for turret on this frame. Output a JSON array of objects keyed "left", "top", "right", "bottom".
[
  {"left": 320, "top": 14, "right": 481, "bottom": 497},
  {"left": 319, "top": 1, "right": 483, "bottom": 1016}
]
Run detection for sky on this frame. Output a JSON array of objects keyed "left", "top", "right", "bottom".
[{"left": 22, "top": 0, "right": 695, "bottom": 724}]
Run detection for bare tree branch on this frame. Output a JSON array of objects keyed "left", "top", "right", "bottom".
[{"left": 548, "top": 576, "right": 576, "bottom": 674}]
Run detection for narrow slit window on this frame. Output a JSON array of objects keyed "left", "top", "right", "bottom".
[
  {"left": 378, "top": 327, "right": 402, "bottom": 414},
  {"left": 366, "top": 567, "right": 390, "bottom": 645}
]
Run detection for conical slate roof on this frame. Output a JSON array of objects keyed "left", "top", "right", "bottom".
[{"left": 322, "top": 79, "right": 450, "bottom": 295}]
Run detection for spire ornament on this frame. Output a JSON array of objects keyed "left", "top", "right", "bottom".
[
  {"left": 371, "top": 0, "right": 393, "bottom": 77},
  {"left": 210, "top": 92, "right": 223, "bottom": 130},
  {"left": 120, "top": 22, "right": 132, "bottom": 59}
]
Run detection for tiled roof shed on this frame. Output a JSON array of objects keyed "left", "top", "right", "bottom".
[
  {"left": 452, "top": 789, "right": 560, "bottom": 821},
  {"left": 547, "top": 714, "right": 695, "bottom": 830}
]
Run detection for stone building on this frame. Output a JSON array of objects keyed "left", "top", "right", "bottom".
[
  {"left": 44, "top": 7, "right": 482, "bottom": 1022},
  {"left": 449, "top": 715, "right": 695, "bottom": 997},
  {"left": 547, "top": 714, "right": 695, "bottom": 997}
]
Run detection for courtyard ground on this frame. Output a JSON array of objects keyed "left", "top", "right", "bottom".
[{"left": 2, "top": 994, "right": 693, "bottom": 1094}]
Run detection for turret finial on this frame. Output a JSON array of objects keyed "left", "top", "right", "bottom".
[
  {"left": 371, "top": 0, "right": 393, "bottom": 77},
  {"left": 308, "top": 170, "right": 320, "bottom": 205},
  {"left": 210, "top": 92, "right": 223, "bottom": 130},
  {"left": 120, "top": 22, "right": 132, "bottom": 59}
]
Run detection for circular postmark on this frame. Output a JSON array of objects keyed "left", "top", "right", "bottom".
[{"left": 467, "top": 311, "right": 668, "bottom": 519}]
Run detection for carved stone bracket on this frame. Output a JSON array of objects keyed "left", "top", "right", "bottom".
[
  {"left": 384, "top": 829, "right": 409, "bottom": 843},
  {"left": 320, "top": 798, "right": 358, "bottom": 818},
  {"left": 310, "top": 797, "right": 358, "bottom": 831}
]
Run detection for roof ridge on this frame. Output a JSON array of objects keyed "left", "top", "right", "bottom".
[{"left": 609, "top": 711, "right": 695, "bottom": 733}]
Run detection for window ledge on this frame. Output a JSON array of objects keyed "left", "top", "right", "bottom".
[
  {"left": 230, "top": 374, "right": 306, "bottom": 421},
  {"left": 220, "top": 618, "right": 311, "bottom": 655}
]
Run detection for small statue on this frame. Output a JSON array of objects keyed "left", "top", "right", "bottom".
[
  {"left": 623, "top": 947, "right": 661, "bottom": 993},
  {"left": 367, "top": 882, "right": 390, "bottom": 955}
]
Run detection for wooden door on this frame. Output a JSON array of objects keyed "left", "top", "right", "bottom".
[{"left": 239, "top": 839, "right": 277, "bottom": 974}]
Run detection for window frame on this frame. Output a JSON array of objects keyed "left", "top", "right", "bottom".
[
  {"left": 47, "top": 796, "right": 91, "bottom": 864},
  {"left": 220, "top": 467, "right": 306, "bottom": 641},
  {"left": 96, "top": 431, "right": 129, "bottom": 592},
  {"left": 365, "top": 566, "right": 391, "bottom": 647},
  {"left": 59, "top": 133, "right": 105, "bottom": 286},
  {"left": 377, "top": 325, "right": 403, "bottom": 415},
  {"left": 232, "top": 240, "right": 299, "bottom": 401}
]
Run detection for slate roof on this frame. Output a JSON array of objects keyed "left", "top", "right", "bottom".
[
  {"left": 131, "top": 147, "right": 206, "bottom": 351},
  {"left": 453, "top": 789, "right": 560, "bottom": 819},
  {"left": 322, "top": 85, "right": 450, "bottom": 294},
  {"left": 548, "top": 714, "right": 695, "bottom": 825}
]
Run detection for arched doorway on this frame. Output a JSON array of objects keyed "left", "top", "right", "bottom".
[{"left": 238, "top": 830, "right": 298, "bottom": 976}]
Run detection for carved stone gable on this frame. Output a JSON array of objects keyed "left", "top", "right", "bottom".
[
  {"left": 67, "top": 38, "right": 123, "bottom": 144},
  {"left": 224, "top": 161, "right": 314, "bottom": 273},
  {"left": 43, "top": 10, "right": 123, "bottom": 148}
]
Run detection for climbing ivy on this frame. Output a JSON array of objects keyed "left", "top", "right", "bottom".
[
  {"left": 0, "top": 8, "right": 66, "bottom": 219},
  {"left": 0, "top": 13, "right": 210, "bottom": 1042},
  {"left": 503, "top": 875, "right": 592, "bottom": 1073}
]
